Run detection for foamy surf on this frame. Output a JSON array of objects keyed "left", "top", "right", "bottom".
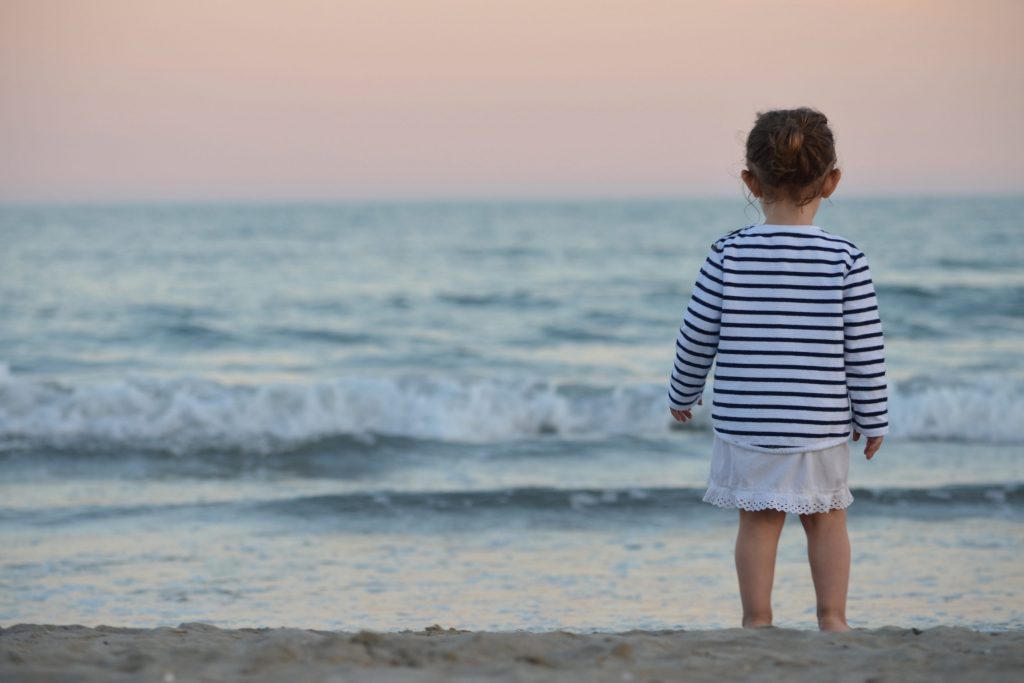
[{"left": 1, "top": 363, "right": 1021, "bottom": 455}]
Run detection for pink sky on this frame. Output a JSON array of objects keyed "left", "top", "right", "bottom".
[{"left": 1, "top": 0, "right": 1022, "bottom": 202}]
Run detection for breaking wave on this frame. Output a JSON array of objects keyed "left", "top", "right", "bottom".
[{"left": 0, "top": 362, "right": 1022, "bottom": 456}]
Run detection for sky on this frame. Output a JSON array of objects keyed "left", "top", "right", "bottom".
[{"left": 1, "top": 0, "right": 1022, "bottom": 202}]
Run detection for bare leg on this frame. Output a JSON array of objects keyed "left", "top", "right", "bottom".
[
  {"left": 735, "top": 509, "right": 787, "bottom": 628},
  {"left": 799, "top": 508, "right": 851, "bottom": 631}
]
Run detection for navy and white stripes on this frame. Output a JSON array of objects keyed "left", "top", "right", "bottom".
[{"left": 668, "top": 224, "right": 889, "bottom": 453}]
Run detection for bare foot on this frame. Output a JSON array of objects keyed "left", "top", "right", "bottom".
[
  {"left": 818, "top": 617, "right": 851, "bottom": 632},
  {"left": 742, "top": 619, "right": 773, "bottom": 629}
]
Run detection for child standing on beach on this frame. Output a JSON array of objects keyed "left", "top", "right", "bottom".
[{"left": 668, "top": 107, "right": 889, "bottom": 632}]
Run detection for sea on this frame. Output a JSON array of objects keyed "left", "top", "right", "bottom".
[{"left": 1, "top": 196, "right": 1022, "bottom": 632}]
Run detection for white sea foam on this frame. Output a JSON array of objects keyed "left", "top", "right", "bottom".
[{"left": 0, "top": 364, "right": 1021, "bottom": 454}]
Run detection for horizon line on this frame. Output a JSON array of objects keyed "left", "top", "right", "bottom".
[{"left": 1, "top": 190, "right": 1022, "bottom": 208}]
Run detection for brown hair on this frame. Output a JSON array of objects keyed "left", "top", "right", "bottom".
[{"left": 745, "top": 107, "right": 837, "bottom": 207}]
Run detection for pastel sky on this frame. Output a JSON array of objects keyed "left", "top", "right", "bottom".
[{"left": 1, "top": 0, "right": 1022, "bottom": 202}]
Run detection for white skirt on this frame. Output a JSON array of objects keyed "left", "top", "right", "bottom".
[{"left": 702, "top": 433, "right": 853, "bottom": 514}]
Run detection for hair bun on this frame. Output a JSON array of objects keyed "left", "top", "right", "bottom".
[{"left": 778, "top": 123, "right": 803, "bottom": 158}]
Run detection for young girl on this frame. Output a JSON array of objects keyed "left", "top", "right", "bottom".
[{"left": 667, "top": 107, "right": 889, "bottom": 632}]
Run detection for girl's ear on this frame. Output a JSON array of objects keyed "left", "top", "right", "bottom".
[
  {"left": 741, "top": 169, "right": 762, "bottom": 198},
  {"left": 821, "top": 168, "right": 842, "bottom": 198}
]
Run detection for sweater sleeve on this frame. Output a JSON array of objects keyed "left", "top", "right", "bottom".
[
  {"left": 842, "top": 252, "right": 889, "bottom": 437},
  {"left": 668, "top": 247, "right": 724, "bottom": 411}
]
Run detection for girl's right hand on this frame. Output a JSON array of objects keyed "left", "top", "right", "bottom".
[
  {"left": 852, "top": 431, "right": 884, "bottom": 459},
  {"left": 670, "top": 408, "right": 693, "bottom": 422},
  {"left": 670, "top": 398, "right": 702, "bottom": 423}
]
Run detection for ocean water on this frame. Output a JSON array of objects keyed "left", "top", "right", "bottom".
[{"left": 1, "top": 197, "right": 1022, "bottom": 632}]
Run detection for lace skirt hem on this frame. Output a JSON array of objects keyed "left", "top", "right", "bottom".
[{"left": 702, "top": 484, "right": 853, "bottom": 514}]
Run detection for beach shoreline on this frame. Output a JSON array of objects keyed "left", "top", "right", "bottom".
[{"left": 2, "top": 622, "right": 1022, "bottom": 682}]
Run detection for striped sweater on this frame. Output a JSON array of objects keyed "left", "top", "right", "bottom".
[{"left": 667, "top": 223, "right": 889, "bottom": 453}]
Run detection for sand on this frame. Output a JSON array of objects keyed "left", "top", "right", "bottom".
[{"left": 2, "top": 622, "right": 1022, "bottom": 682}]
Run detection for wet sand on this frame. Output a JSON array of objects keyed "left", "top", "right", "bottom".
[{"left": 2, "top": 622, "right": 1022, "bottom": 682}]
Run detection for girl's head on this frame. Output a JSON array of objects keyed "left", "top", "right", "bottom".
[{"left": 742, "top": 107, "right": 840, "bottom": 208}]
